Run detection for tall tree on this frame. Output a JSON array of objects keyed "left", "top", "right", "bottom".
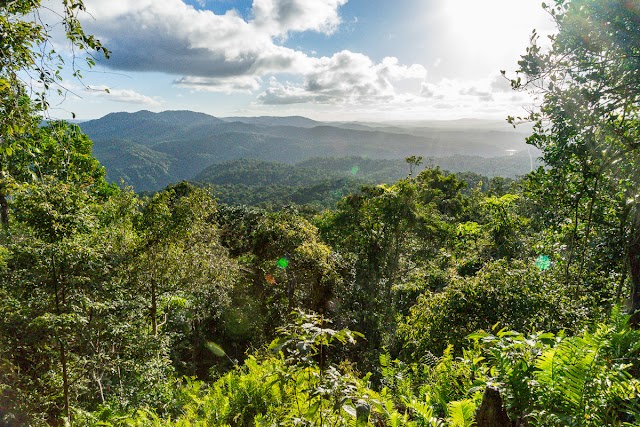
[
  {"left": 317, "top": 169, "right": 461, "bottom": 360},
  {"left": 0, "top": 0, "right": 109, "bottom": 226},
  {"left": 0, "top": 119, "right": 127, "bottom": 424},
  {"left": 510, "top": 0, "right": 640, "bottom": 314}
]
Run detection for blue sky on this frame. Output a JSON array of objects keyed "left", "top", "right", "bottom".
[{"left": 45, "top": 0, "right": 555, "bottom": 121}]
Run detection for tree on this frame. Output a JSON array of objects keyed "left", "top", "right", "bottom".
[
  {"left": 0, "top": 0, "right": 109, "bottom": 110},
  {"left": 510, "top": 0, "right": 640, "bottom": 315},
  {"left": 213, "top": 204, "right": 342, "bottom": 359},
  {"left": 132, "top": 183, "right": 233, "bottom": 340},
  {"left": 405, "top": 155, "right": 423, "bottom": 177},
  {"left": 0, "top": 0, "right": 109, "bottom": 226},
  {"left": 317, "top": 169, "right": 462, "bottom": 363},
  {"left": 401, "top": 259, "right": 581, "bottom": 355}
]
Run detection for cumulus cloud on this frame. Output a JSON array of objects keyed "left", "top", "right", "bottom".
[
  {"left": 85, "top": 0, "right": 299, "bottom": 78},
  {"left": 86, "top": 86, "right": 162, "bottom": 107},
  {"left": 174, "top": 76, "right": 262, "bottom": 93},
  {"left": 257, "top": 52, "right": 426, "bottom": 105},
  {"left": 420, "top": 82, "right": 443, "bottom": 99},
  {"left": 460, "top": 87, "right": 494, "bottom": 102},
  {"left": 490, "top": 74, "right": 512, "bottom": 93},
  {"left": 82, "top": 0, "right": 425, "bottom": 102},
  {"left": 252, "top": 0, "right": 348, "bottom": 36},
  {"left": 386, "top": 72, "right": 539, "bottom": 120}
]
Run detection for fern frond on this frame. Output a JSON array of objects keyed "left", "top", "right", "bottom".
[{"left": 446, "top": 399, "right": 476, "bottom": 427}]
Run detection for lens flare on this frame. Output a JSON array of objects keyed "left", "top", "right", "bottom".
[{"left": 535, "top": 255, "right": 551, "bottom": 271}]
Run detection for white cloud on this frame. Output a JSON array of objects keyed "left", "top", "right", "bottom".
[
  {"left": 460, "top": 87, "right": 494, "bottom": 102},
  {"left": 86, "top": 86, "right": 162, "bottom": 107},
  {"left": 420, "top": 82, "right": 442, "bottom": 99},
  {"left": 82, "top": 0, "right": 425, "bottom": 105},
  {"left": 246, "top": 71, "right": 537, "bottom": 122},
  {"left": 490, "top": 74, "right": 513, "bottom": 93},
  {"left": 252, "top": 0, "right": 348, "bottom": 37},
  {"left": 257, "top": 51, "right": 427, "bottom": 105},
  {"left": 411, "top": 73, "right": 538, "bottom": 119},
  {"left": 174, "top": 76, "right": 262, "bottom": 93}
]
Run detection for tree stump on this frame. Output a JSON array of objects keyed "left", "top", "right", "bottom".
[{"left": 475, "top": 386, "right": 512, "bottom": 427}]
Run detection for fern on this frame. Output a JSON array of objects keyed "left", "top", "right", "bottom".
[
  {"left": 406, "top": 398, "right": 442, "bottom": 427},
  {"left": 535, "top": 336, "right": 598, "bottom": 416},
  {"left": 446, "top": 399, "right": 476, "bottom": 427},
  {"left": 531, "top": 319, "right": 640, "bottom": 427}
]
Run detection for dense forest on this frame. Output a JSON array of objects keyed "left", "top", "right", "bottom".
[{"left": 1, "top": 0, "right": 640, "bottom": 426}]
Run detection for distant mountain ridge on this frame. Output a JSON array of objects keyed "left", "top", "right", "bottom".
[
  {"left": 222, "top": 116, "right": 321, "bottom": 128},
  {"left": 80, "top": 110, "right": 535, "bottom": 192}
]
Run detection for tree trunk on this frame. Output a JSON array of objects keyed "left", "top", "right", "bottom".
[
  {"left": 151, "top": 281, "right": 158, "bottom": 336},
  {"left": 52, "top": 254, "right": 71, "bottom": 425},
  {"left": 475, "top": 386, "right": 512, "bottom": 427},
  {"left": 0, "top": 191, "right": 8, "bottom": 227},
  {"left": 629, "top": 228, "right": 640, "bottom": 327},
  {"left": 286, "top": 272, "right": 295, "bottom": 314},
  {"left": 60, "top": 342, "right": 70, "bottom": 424},
  {"left": 0, "top": 158, "right": 8, "bottom": 227}
]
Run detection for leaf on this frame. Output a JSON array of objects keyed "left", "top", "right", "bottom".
[
  {"left": 306, "top": 401, "right": 321, "bottom": 418},
  {"left": 343, "top": 405, "right": 357, "bottom": 418},
  {"left": 379, "top": 353, "right": 390, "bottom": 368},
  {"left": 205, "top": 342, "right": 226, "bottom": 357},
  {"left": 447, "top": 399, "right": 476, "bottom": 427}
]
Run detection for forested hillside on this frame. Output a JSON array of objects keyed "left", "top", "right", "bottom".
[
  {"left": 79, "top": 111, "right": 534, "bottom": 192},
  {"left": 194, "top": 157, "right": 523, "bottom": 208},
  {"left": 1, "top": 1, "right": 640, "bottom": 427}
]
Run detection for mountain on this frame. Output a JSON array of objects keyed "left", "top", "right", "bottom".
[
  {"left": 80, "top": 110, "right": 536, "bottom": 192},
  {"left": 90, "top": 138, "right": 175, "bottom": 190},
  {"left": 81, "top": 110, "right": 225, "bottom": 145},
  {"left": 193, "top": 153, "right": 539, "bottom": 208},
  {"left": 222, "top": 116, "right": 321, "bottom": 128}
]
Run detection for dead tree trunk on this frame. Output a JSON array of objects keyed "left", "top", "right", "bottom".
[{"left": 475, "top": 386, "right": 512, "bottom": 427}]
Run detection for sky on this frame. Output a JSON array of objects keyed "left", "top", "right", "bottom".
[{"left": 42, "top": 0, "right": 556, "bottom": 121}]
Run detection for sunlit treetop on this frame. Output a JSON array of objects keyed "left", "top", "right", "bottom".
[
  {"left": 0, "top": 0, "right": 110, "bottom": 113},
  {"left": 511, "top": 0, "right": 640, "bottom": 115},
  {"left": 509, "top": 0, "right": 640, "bottom": 315}
]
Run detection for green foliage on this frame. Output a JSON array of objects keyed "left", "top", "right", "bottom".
[
  {"left": 0, "top": 183, "right": 175, "bottom": 424},
  {"left": 316, "top": 169, "right": 464, "bottom": 365},
  {"left": 85, "top": 313, "right": 379, "bottom": 427},
  {"left": 481, "top": 193, "right": 530, "bottom": 259},
  {"left": 15, "top": 1, "right": 640, "bottom": 426},
  {"left": 446, "top": 400, "right": 476, "bottom": 427},
  {"left": 510, "top": 0, "right": 640, "bottom": 312},
  {"left": 469, "top": 310, "right": 640, "bottom": 427},
  {"left": 213, "top": 204, "right": 344, "bottom": 358},
  {"left": 269, "top": 310, "right": 364, "bottom": 369},
  {"left": 401, "top": 260, "right": 583, "bottom": 355}
]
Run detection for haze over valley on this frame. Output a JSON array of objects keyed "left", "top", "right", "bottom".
[{"left": 81, "top": 110, "right": 538, "bottom": 193}]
